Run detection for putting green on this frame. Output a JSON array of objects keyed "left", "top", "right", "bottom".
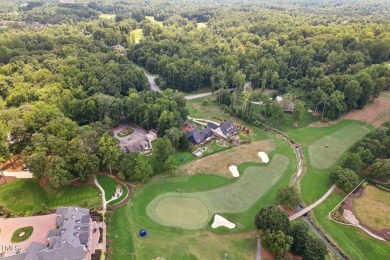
[
  {"left": 147, "top": 154, "right": 290, "bottom": 229},
  {"left": 154, "top": 197, "right": 209, "bottom": 229},
  {"left": 308, "top": 124, "right": 369, "bottom": 169}
]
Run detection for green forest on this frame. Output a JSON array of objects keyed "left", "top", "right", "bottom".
[{"left": 0, "top": 0, "right": 389, "bottom": 185}]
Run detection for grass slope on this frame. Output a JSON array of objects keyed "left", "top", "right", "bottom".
[
  {"left": 0, "top": 179, "right": 100, "bottom": 214},
  {"left": 108, "top": 204, "right": 136, "bottom": 260},
  {"left": 95, "top": 175, "right": 128, "bottom": 205}
]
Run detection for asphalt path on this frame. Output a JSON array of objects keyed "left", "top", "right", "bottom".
[{"left": 144, "top": 71, "right": 162, "bottom": 93}]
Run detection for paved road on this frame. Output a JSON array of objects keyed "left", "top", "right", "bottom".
[
  {"left": 289, "top": 184, "right": 337, "bottom": 221},
  {"left": 187, "top": 116, "right": 219, "bottom": 126},
  {"left": 184, "top": 92, "right": 213, "bottom": 100},
  {"left": 184, "top": 88, "right": 237, "bottom": 100},
  {"left": 3, "top": 171, "right": 33, "bottom": 178},
  {"left": 94, "top": 175, "right": 107, "bottom": 211},
  {"left": 144, "top": 71, "right": 162, "bottom": 93}
]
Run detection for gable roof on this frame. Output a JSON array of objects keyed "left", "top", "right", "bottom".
[
  {"left": 189, "top": 126, "right": 213, "bottom": 144},
  {"left": 207, "top": 122, "right": 219, "bottom": 130},
  {"left": 219, "top": 120, "right": 237, "bottom": 136},
  {"left": 185, "top": 126, "right": 199, "bottom": 138}
]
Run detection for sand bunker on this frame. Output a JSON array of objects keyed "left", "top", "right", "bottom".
[
  {"left": 258, "top": 152, "right": 269, "bottom": 163},
  {"left": 211, "top": 214, "right": 236, "bottom": 229},
  {"left": 229, "top": 165, "right": 239, "bottom": 177}
]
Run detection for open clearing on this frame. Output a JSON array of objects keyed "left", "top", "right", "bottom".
[
  {"left": 341, "top": 94, "right": 390, "bottom": 127},
  {"left": 147, "top": 154, "right": 290, "bottom": 229},
  {"left": 130, "top": 28, "right": 143, "bottom": 43},
  {"left": 145, "top": 16, "right": 164, "bottom": 26},
  {"left": 353, "top": 185, "right": 390, "bottom": 231},
  {"left": 308, "top": 124, "right": 369, "bottom": 169},
  {"left": 178, "top": 139, "right": 275, "bottom": 177},
  {"left": 99, "top": 13, "right": 116, "bottom": 19}
]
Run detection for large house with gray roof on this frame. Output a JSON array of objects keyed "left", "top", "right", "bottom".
[{"left": 1, "top": 207, "right": 96, "bottom": 260}]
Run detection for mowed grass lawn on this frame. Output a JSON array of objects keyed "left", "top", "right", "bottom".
[
  {"left": 0, "top": 179, "right": 100, "bottom": 214},
  {"left": 308, "top": 124, "right": 369, "bottom": 169},
  {"left": 289, "top": 120, "right": 390, "bottom": 259},
  {"left": 353, "top": 185, "right": 390, "bottom": 231},
  {"left": 95, "top": 174, "right": 128, "bottom": 205}
]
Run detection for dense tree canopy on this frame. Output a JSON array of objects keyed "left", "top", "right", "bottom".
[{"left": 254, "top": 205, "right": 290, "bottom": 233}]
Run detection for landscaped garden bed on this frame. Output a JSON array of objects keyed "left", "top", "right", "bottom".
[
  {"left": 91, "top": 249, "right": 102, "bottom": 260},
  {"left": 11, "top": 226, "right": 33, "bottom": 242},
  {"left": 117, "top": 127, "right": 134, "bottom": 137}
]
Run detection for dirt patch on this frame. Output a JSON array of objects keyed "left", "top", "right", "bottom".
[
  {"left": 181, "top": 122, "right": 197, "bottom": 132},
  {"left": 0, "top": 154, "right": 24, "bottom": 171},
  {"left": 342, "top": 197, "right": 353, "bottom": 211},
  {"left": 262, "top": 247, "right": 274, "bottom": 259},
  {"left": 278, "top": 205, "right": 296, "bottom": 217},
  {"left": 377, "top": 228, "right": 390, "bottom": 241},
  {"left": 71, "top": 178, "right": 95, "bottom": 186},
  {"left": 341, "top": 95, "right": 390, "bottom": 126},
  {"left": 0, "top": 176, "right": 16, "bottom": 186},
  {"left": 178, "top": 140, "right": 275, "bottom": 177}
]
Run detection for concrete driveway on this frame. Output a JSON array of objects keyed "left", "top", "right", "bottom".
[
  {"left": 113, "top": 122, "right": 149, "bottom": 152},
  {"left": 144, "top": 71, "right": 162, "bottom": 93},
  {"left": 0, "top": 214, "right": 56, "bottom": 250},
  {"left": 3, "top": 171, "right": 33, "bottom": 178}
]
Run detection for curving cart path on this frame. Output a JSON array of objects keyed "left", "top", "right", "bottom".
[{"left": 289, "top": 184, "right": 337, "bottom": 221}]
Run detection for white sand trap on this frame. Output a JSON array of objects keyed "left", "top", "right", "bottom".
[
  {"left": 211, "top": 214, "right": 236, "bottom": 229},
  {"left": 229, "top": 165, "right": 239, "bottom": 177},
  {"left": 258, "top": 152, "right": 269, "bottom": 163}
]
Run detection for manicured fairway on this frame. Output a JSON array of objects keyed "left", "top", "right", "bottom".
[
  {"left": 147, "top": 154, "right": 290, "bottom": 229},
  {"left": 308, "top": 124, "right": 369, "bottom": 169}
]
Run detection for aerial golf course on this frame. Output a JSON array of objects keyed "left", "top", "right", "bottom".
[{"left": 107, "top": 99, "right": 390, "bottom": 260}]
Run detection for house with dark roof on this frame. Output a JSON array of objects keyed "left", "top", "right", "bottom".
[
  {"left": 1, "top": 207, "right": 96, "bottom": 260},
  {"left": 214, "top": 120, "right": 238, "bottom": 139},
  {"left": 206, "top": 122, "right": 219, "bottom": 130},
  {"left": 186, "top": 126, "right": 213, "bottom": 145}
]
